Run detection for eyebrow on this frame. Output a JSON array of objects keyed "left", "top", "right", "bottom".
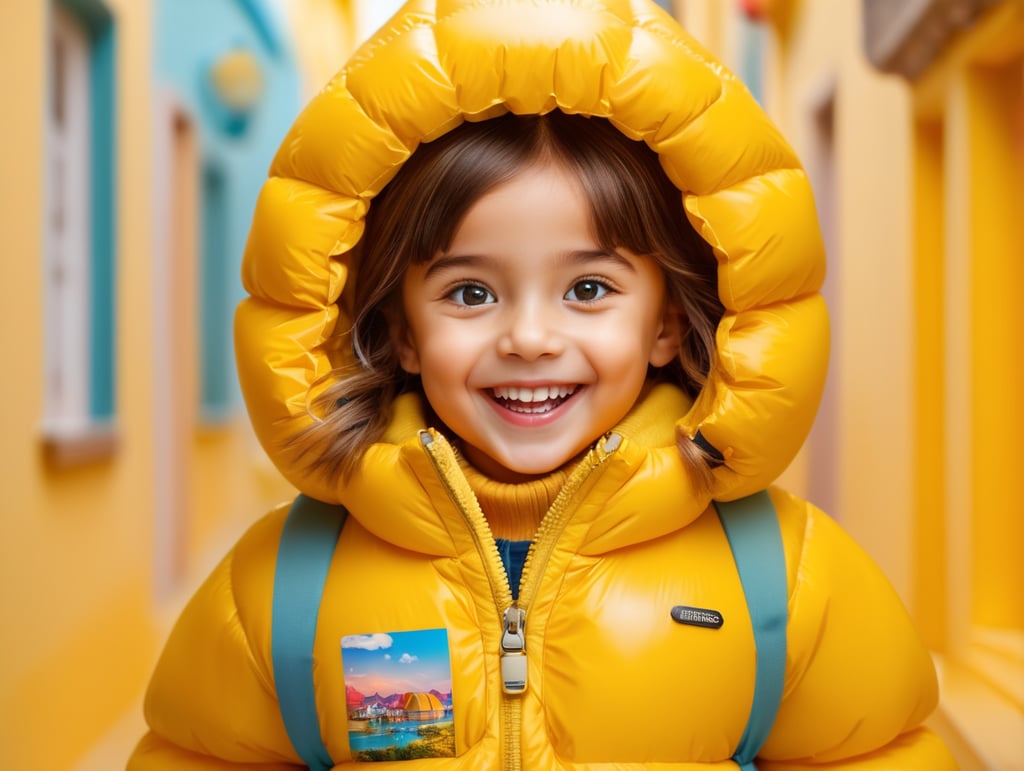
[
  {"left": 423, "top": 249, "right": 637, "bottom": 280},
  {"left": 422, "top": 254, "right": 485, "bottom": 281}
]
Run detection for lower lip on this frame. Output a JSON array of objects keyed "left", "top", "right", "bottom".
[{"left": 485, "top": 389, "right": 582, "bottom": 427}]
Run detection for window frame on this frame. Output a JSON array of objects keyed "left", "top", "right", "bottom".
[{"left": 41, "top": 0, "right": 118, "bottom": 467}]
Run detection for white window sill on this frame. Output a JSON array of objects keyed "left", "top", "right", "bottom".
[{"left": 41, "top": 423, "right": 119, "bottom": 468}]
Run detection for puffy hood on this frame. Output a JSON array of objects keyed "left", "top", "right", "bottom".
[{"left": 235, "top": 0, "right": 829, "bottom": 505}]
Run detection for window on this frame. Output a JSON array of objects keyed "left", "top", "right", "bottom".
[
  {"left": 199, "top": 164, "right": 233, "bottom": 422},
  {"left": 804, "top": 86, "right": 840, "bottom": 517},
  {"left": 43, "top": 0, "right": 117, "bottom": 466},
  {"left": 737, "top": 11, "right": 765, "bottom": 104}
]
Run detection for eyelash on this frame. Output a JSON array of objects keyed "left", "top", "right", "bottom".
[
  {"left": 444, "top": 283, "right": 495, "bottom": 307},
  {"left": 441, "top": 276, "right": 619, "bottom": 307},
  {"left": 564, "top": 276, "right": 616, "bottom": 303}
]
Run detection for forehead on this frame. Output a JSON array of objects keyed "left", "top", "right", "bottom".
[{"left": 444, "top": 162, "right": 595, "bottom": 253}]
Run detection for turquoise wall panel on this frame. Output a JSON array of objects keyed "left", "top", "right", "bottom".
[
  {"left": 89, "top": 20, "right": 116, "bottom": 421},
  {"left": 153, "top": 0, "right": 301, "bottom": 420}
]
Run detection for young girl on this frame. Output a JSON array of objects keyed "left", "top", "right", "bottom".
[{"left": 129, "top": 1, "right": 955, "bottom": 769}]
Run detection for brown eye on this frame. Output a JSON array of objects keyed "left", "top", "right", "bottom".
[
  {"left": 566, "top": 280, "right": 609, "bottom": 302},
  {"left": 448, "top": 284, "right": 495, "bottom": 306}
]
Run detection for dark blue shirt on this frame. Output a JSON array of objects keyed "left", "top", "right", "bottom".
[{"left": 495, "top": 539, "right": 532, "bottom": 601}]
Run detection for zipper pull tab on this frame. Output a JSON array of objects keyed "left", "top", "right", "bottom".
[{"left": 500, "top": 606, "right": 527, "bottom": 695}]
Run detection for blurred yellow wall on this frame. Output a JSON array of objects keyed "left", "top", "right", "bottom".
[
  {"left": 0, "top": 2, "right": 297, "bottom": 769},
  {"left": 282, "top": 0, "right": 404, "bottom": 97},
  {"left": 681, "top": 1, "right": 1023, "bottom": 768},
  {"left": 1, "top": 3, "right": 158, "bottom": 768},
  {"left": 282, "top": 0, "right": 358, "bottom": 98}
]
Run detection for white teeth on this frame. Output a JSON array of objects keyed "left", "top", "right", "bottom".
[{"left": 492, "top": 385, "right": 578, "bottom": 403}]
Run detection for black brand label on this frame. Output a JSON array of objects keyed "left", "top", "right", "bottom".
[{"left": 670, "top": 605, "right": 724, "bottom": 629}]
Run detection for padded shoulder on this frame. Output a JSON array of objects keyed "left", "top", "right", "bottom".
[
  {"left": 138, "top": 505, "right": 298, "bottom": 766},
  {"left": 764, "top": 492, "right": 942, "bottom": 764}
]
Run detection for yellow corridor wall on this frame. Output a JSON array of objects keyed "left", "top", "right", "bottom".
[
  {"left": 0, "top": 3, "right": 159, "bottom": 768},
  {"left": 0, "top": 2, "right": 296, "bottom": 769},
  {"left": 681, "top": 1, "right": 1024, "bottom": 768}
]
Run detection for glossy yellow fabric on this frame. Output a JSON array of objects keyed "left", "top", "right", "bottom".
[
  {"left": 234, "top": 0, "right": 828, "bottom": 505},
  {"left": 130, "top": 386, "right": 952, "bottom": 769},
  {"left": 131, "top": 1, "right": 955, "bottom": 768}
]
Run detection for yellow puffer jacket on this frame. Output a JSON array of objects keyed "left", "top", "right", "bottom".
[
  {"left": 129, "top": 388, "right": 951, "bottom": 769},
  {"left": 130, "top": 1, "right": 955, "bottom": 769}
]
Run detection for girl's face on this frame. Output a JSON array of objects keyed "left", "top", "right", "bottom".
[{"left": 396, "top": 162, "right": 681, "bottom": 482}]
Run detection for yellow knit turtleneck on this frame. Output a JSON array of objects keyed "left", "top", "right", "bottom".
[{"left": 457, "top": 457, "right": 572, "bottom": 540}]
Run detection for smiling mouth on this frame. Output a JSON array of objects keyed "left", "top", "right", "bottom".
[{"left": 489, "top": 385, "right": 580, "bottom": 414}]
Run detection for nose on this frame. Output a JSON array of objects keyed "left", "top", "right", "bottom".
[{"left": 496, "top": 302, "right": 565, "bottom": 361}]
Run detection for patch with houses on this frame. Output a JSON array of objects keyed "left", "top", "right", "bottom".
[{"left": 340, "top": 629, "right": 455, "bottom": 761}]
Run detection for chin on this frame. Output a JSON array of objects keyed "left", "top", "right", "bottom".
[{"left": 484, "top": 447, "right": 589, "bottom": 483}]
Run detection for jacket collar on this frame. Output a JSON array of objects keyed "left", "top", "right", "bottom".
[{"left": 339, "top": 382, "right": 710, "bottom": 557}]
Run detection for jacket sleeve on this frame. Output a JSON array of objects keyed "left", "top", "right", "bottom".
[
  {"left": 758, "top": 492, "right": 956, "bottom": 769},
  {"left": 127, "top": 509, "right": 304, "bottom": 770}
]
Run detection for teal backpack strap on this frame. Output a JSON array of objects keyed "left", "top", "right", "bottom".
[
  {"left": 272, "top": 494, "right": 347, "bottom": 771},
  {"left": 714, "top": 490, "right": 788, "bottom": 771}
]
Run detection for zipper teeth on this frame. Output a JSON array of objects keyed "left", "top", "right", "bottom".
[
  {"left": 422, "top": 430, "right": 618, "bottom": 771},
  {"left": 502, "top": 699, "right": 522, "bottom": 769},
  {"left": 420, "top": 430, "right": 514, "bottom": 613},
  {"left": 516, "top": 439, "right": 614, "bottom": 610}
]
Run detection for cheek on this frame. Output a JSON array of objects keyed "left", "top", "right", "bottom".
[
  {"left": 415, "top": 334, "right": 477, "bottom": 388},
  {"left": 588, "top": 319, "right": 660, "bottom": 367}
]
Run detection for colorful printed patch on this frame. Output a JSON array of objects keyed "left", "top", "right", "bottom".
[{"left": 341, "top": 629, "right": 455, "bottom": 761}]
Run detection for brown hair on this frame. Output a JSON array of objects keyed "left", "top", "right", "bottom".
[{"left": 295, "top": 111, "right": 724, "bottom": 487}]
